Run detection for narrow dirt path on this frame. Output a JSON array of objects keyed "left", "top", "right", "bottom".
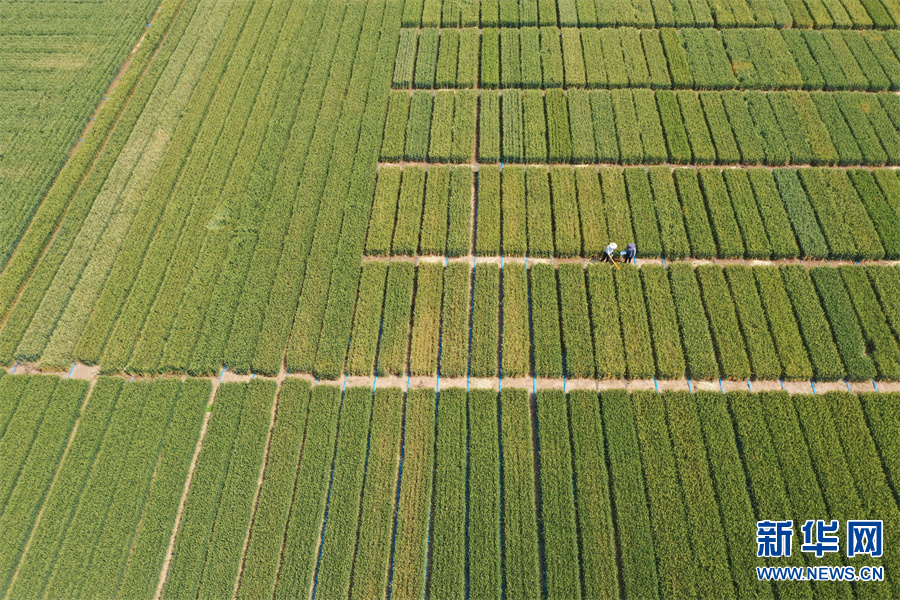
[{"left": 5, "top": 363, "right": 897, "bottom": 394}]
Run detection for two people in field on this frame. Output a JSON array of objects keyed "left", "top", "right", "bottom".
[{"left": 599, "top": 242, "right": 636, "bottom": 264}]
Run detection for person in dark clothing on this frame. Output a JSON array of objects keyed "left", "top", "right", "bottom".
[{"left": 621, "top": 242, "right": 636, "bottom": 263}]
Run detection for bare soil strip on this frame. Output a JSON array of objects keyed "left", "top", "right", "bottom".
[{"left": 6, "top": 363, "right": 896, "bottom": 394}]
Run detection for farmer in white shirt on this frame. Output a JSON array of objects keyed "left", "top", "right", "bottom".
[{"left": 600, "top": 242, "right": 617, "bottom": 264}]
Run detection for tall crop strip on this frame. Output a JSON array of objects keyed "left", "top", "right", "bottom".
[
  {"left": 115, "top": 379, "right": 210, "bottom": 599},
  {"left": 499, "top": 388, "right": 542, "bottom": 599},
  {"left": 220, "top": 0, "right": 356, "bottom": 374},
  {"left": 632, "top": 390, "right": 699, "bottom": 599},
  {"left": 468, "top": 389, "right": 502, "bottom": 599},
  {"left": 567, "top": 391, "right": 618, "bottom": 598},
  {"left": 161, "top": 381, "right": 275, "bottom": 599},
  {"left": 156, "top": 0, "right": 320, "bottom": 373},
  {"left": 123, "top": 0, "right": 295, "bottom": 374},
  {"left": 858, "top": 393, "right": 900, "bottom": 526},
  {"left": 429, "top": 388, "right": 467, "bottom": 598},
  {"left": 0, "top": 377, "right": 85, "bottom": 594},
  {"left": 0, "top": 376, "right": 58, "bottom": 511},
  {"left": 0, "top": 0, "right": 161, "bottom": 267},
  {"left": 2, "top": 378, "right": 121, "bottom": 598},
  {"left": 285, "top": 1, "right": 402, "bottom": 377},
  {"left": 409, "top": 263, "right": 445, "bottom": 377},
  {"left": 235, "top": 380, "right": 311, "bottom": 600},
  {"left": 757, "top": 391, "right": 857, "bottom": 599},
  {"left": 41, "top": 380, "right": 147, "bottom": 599},
  {"left": 198, "top": 380, "right": 276, "bottom": 598},
  {"left": 792, "top": 393, "right": 893, "bottom": 598},
  {"left": 826, "top": 392, "right": 900, "bottom": 598},
  {"left": 693, "top": 391, "right": 775, "bottom": 599},
  {"left": 600, "top": 389, "right": 659, "bottom": 600},
  {"left": 273, "top": 384, "right": 342, "bottom": 599},
  {"left": 349, "top": 387, "right": 404, "bottom": 600},
  {"left": 28, "top": 0, "right": 251, "bottom": 370},
  {"left": 535, "top": 390, "right": 582, "bottom": 599},
  {"left": 728, "top": 391, "right": 816, "bottom": 600},
  {"left": 663, "top": 392, "right": 737, "bottom": 598},
  {"left": 232, "top": 0, "right": 378, "bottom": 376},
  {"left": 389, "top": 388, "right": 436, "bottom": 599},
  {"left": 187, "top": 0, "right": 340, "bottom": 375},
  {"left": 0, "top": 0, "right": 191, "bottom": 327},
  {"left": 313, "top": 387, "right": 374, "bottom": 599},
  {"left": 311, "top": 7, "right": 406, "bottom": 379},
  {"left": 64, "top": 380, "right": 183, "bottom": 599}
]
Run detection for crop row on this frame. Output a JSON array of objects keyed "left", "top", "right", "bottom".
[
  {"left": 400, "top": 0, "right": 900, "bottom": 29},
  {"left": 0, "top": 375, "right": 209, "bottom": 600},
  {"left": 162, "top": 379, "right": 275, "bottom": 600},
  {"left": 338, "top": 262, "right": 900, "bottom": 382},
  {"left": 366, "top": 165, "right": 900, "bottom": 261},
  {"left": 382, "top": 88, "right": 900, "bottom": 166},
  {"left": 395, "top": 26, "right": 900, "bottom": 92}
]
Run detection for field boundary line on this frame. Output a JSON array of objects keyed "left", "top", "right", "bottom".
[
  {"left": 393, "top": 86, "right": 900, "bottom": 95},
  {"left": 397, "top": 24, "right": 900, "bottom": 32},
  {"left": 152, "top": 387, "right": 216, "bottom": 600}
]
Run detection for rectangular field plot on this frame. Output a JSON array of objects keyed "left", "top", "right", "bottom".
[
  {"left": 215, "top": 261, "right": 900, "bottom": 382},
  {"left": 393, "top": 27, "right": 900, "bottom": 91},
  {"left": 401, "top": 2, "right": 900, "bottom": 29},
  {"left": 381, "top": 89, "right": 900, "bottom": 167},
  {"left": 366, "top": 165, "right": 900, "bottom": 262}
]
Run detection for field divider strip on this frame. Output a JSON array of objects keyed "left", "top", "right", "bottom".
[
  {"left": 393, "top": 86, "right": 900, "bottom": 94},
  {"left": 3, "top": 365, "right": 899, "bottom": 394}
]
